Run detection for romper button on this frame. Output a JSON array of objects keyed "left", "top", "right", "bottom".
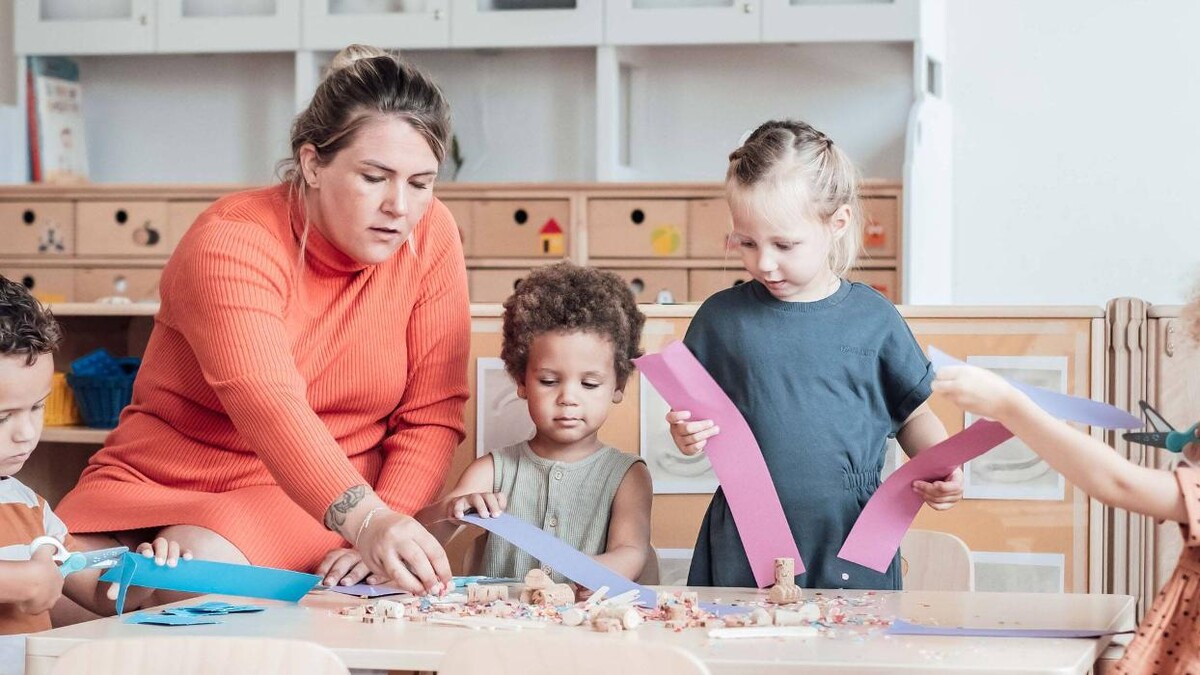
[
  {"left": 548, "top": 516, "right": 558, "bottom": 527},
  {"left": 554, "top": 470, "right": 564, "bottom": 480}
]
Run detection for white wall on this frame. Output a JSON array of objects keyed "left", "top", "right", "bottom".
[
  {"left": 947, "top": 0, "right": 1200, "bottom": 306},
  {"left": 0, "top": 2, "right": 14, "bottom": 105}
]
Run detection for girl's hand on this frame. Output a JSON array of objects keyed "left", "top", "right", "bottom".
[
  {"left": 355, "top": 510, "right": 452, "bottom": 596},
  {"left": 316, "top": 547, "right": 378, "bottom": 587},
  {"left": 666, "top": 409, "right": 719, "bottom": 456},
  {"left": 931, "top": 365, "right": 1023, "bottom": 422},
  {"left": 913, "top": 466, "right": 964, "bottom": 511},
  {"left": 19, "top": 546, "right": 65, "bottom": 615},
  {"left": 449, "top": 492, "right": 507, "bottom": 520},
  {"left": 106, "top": 537, "right": 193, "bottom": 602}
]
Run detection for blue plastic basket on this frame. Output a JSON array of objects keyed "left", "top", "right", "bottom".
[{"left": 67, "top": 350, "right": 141, "bottom": 429}]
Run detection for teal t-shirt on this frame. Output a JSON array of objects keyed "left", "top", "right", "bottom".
[{"left": 685, "top": 279, "right": 933, "bottom": 590}]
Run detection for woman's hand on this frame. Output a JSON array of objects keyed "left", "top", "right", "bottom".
[
  {"left": 355, "top": 510, "right": 452, "bottom": 596},
  {"left": 316, "top": 548, "right": 379, "bottom": 587},
  {"left": 17, "top": 546, "right": 65, "bottom": 615},
  {"left": 447, "top": 492, "right": 507, "bottom": 520},
  {"left": 666, "top": 409, "right": 719, "bottom": 456}
]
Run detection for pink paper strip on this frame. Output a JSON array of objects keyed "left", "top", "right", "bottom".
[
  {"left": 634, "top": 341, "right": 803, "bottom": 587},
  {"left": 837, "top": 420, "right": 1014, "bottom": 573}
]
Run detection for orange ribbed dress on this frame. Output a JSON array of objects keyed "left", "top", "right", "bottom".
[{"left": 56, "top": 184, "right": 470, "bottom": 571}]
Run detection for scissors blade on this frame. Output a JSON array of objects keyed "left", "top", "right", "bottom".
[
  {"left": 1138, "top": 400, "right": 1175, "bottom": 433},
  {"left": 1123, "top": 431, "right": 1172, "bottom": 449},
  {"left": 81, "top": 546, "right": 128, "bottom": 569}
]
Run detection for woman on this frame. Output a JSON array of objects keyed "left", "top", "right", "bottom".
[{"left": 56, "top": 45, "right": 468, "bottom": 599}]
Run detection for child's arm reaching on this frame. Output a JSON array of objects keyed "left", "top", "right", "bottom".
[
  {"left": 61, "top": 537, "right": 190, "bottom": 616},
  {"left": 0, "top": 546, "right": 64, "bottom": 616},
  {"left": 593, "top": 462, "right": 653, "bottom": 581},
  {"left": 933, "top": 365, "right": 1190, "bottom": 523},
  {"left": 415, "top": 454, "right": 503, "bottom": 544},
  {"left": 896, "top": 402, "right": 962, "bottom": 511}
]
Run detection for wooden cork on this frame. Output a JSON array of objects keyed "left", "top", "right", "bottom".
[{"left": 774, "top": 558, "right": 795, "bottom": 584}]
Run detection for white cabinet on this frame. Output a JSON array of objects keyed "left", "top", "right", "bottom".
[
  {"left": 605, "top": 0, "right": 760, "bottom": 46},
  {"left": 15, "top": 0, "right": 157, "bottom": 55},
  {"left": 301, "top": 0, "right": 451, "bottom": 50},
  {"left": 449, "top": 0, "right": 603, "bottom": 48},
  {"left": 157, "top": 0, "right": 301, "bottom": 53},
  {"left": 761, "top": 0, "right": 919, "bottom": 43}
]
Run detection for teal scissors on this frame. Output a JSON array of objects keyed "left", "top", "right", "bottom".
[
  {"left": 452, "top": 575, "right": 518, "bottom": 588},
  {"left": 30, "top": 536, "right": 128, "bottom": 577},
  {"left": 1122, "top": 400, "right": 1199, "bottom": 454}
]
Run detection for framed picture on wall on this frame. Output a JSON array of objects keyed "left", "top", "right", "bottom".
[
  {"left": 639, "top": 374, "right": 719, "bottom": 494},
  {"left": 475, "top": 357, "right": 535, "bottom": 458},
  {"left": 962, "top": 355, "right": 1068, "bottom": 501},
  {"left": 971, "top": 551, "right": 1065, "bottom": 594}
]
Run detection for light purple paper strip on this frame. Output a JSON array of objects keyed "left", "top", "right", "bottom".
[
  {"left": 461, "top": 513, "right": 657, "bottom": 606},
  {"left": 327, "top": 583, "right": 408, "bottom": 598},
  {"left": 888, "top": 619, "right": 1130, "bottom": 639},
  {"left": 928, "top": 347, "right": 1141, "bottom": 429},
  {"left": 838, "top": 421, "right": 1014, "bottom": 573},
  {"left": 634, "top": 342, "right": 803, "bottom": 588}
]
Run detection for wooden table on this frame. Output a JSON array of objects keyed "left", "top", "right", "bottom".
[{"left": 26, "top": 587, "right": 1135, "bottom": 674}]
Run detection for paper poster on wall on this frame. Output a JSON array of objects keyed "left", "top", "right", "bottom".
[
  {"left": 972, "top": 551, "right": 1065, "bottom": 594},
  {"left": 963, "top": 355, "right": 1068, "bottom": 501},
  {"left": 656, "top": 548, "right": 694, "bottom": 587},
  {"left": 475, "top": 357, "right": 535, "bottom": 458},
  {"left": 639, "top": 374, "right": 718, "bottom": 494}
]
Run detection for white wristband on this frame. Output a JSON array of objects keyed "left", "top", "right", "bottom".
[{"left": 354, "top": 506, "right": 387, "bottom": 548}]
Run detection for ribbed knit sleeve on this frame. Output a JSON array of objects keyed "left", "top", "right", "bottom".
[
  {"left": 158, "top": 221, "right": 367, "bottom": 522},
  {"left": 375, "top": 201, "right": 470, "bottom": 514}
]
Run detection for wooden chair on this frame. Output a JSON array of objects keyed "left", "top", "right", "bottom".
[
  {"left": 437, "top": 634, "right": 711, "bottom": 675},
  {"left": 900, "top": 528, "right": 975, "bottom": 592},
  {"left": 50, "top": 637, "right": 349, "bottom": 675}
]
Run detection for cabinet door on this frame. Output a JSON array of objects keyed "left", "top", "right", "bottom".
[
  {"left": 471, "top": 200, "right": 570, "bottom": 258},
  {"left": 0, "top": 266, "right": 75, "bottom": 303},
  {"left": 158, "top": 0, "right": 301, "bottom": 52},
  {"left": 601, "top": 268, "right": 688, "bottom": 304},
  {"left": 469, "top": 268, "right": 530, "bottom": 303},
  {"left": 687, "top": 198, "right": 733, "bottom": 258},
  {"left": 689, "top": 268, "right": 749, "bottom": 301},
  {"left": 860, "top": 195, "right": 898, "bottom": 259},
  {"left": 450, "top": 0, "right": 602, "bottom": 48},
  {"left": 605, "top": 0, "right": 760, "bottom": 46},
  {"left": 302, "top": 0, "right": 449, "bottom": 49},
  {"left": 440, "top": 199, "right": 473, "bottom": 257},
  {"left": 0, "top": 202, "right": 75, "bottom": 257},
  {"left": 166, "top": 200, "right": 213, "bottom": 251},
  {"left": 76, "top": 202, "right": 173, "bottom": 257},
  {"left": 588, "top": 199, "right": 687, "bottom": 258},
  {"left": 760, "top": 0, "right": 919, "bottom": 43},
  {"left": 75, "top": 267, "right": 163, "bottom": 303},
  {"left": 15, "top": 0, "right": 156, "bottom": 54}
]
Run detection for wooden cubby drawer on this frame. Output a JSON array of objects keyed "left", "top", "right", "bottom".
[
  {"left": 0, "top": 266, "right": 75, "bottom": 303},
  {"left": 861, "top": 196, "right": 898, "bottom": 258},
  {"left": 165, "top": 200, "right": 214, "bottom": 251},
  {"left": 849, "top": 267, "right": 899, "bottom": 302},
  {"left": 75, "top": 267, "right": 163, "bottom": 303},
  {"left": 441, "top": 199, "right": 474, "bottom": 257},
  {"left": 0, "top": 202, "right": 74, "bottom": 256},
  {"left": 687, "top": 198, "right": 733, "bottom": 258},
  {"left": 688, "top": 268, "right": 752, "bottom": 302},
  {"left": 588, "top": 199, "right": 687, "bottom": 258},
  {"left": 469, "top": 268, "right": 534, "bottom": 303},
  {"left": 601, "top": 268, "right": 688, "bottom": 304},
  {"left": 76, "top": 201, "right": 172, "bottom": 257},
  {"left": 472, "top": 199, "right": 570, "bottom": 258}
]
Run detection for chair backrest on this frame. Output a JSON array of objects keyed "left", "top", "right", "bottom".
[
  {"left": 51, "top": 637, "right": 350, "bottom": 675},
  {"left": 900, "top": 528, "right": 975, "bottom": 592},
  {"left": 438, "top": 634, "right": 711, "bottom": 675}
]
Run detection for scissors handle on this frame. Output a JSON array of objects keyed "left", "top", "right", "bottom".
[{"left": 1166, "top": 424, "right": 1200, "bottom": 453}]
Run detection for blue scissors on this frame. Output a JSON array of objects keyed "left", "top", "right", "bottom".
[
  {"left": 452, "top": 575, "right": 518, "bottom": 588},
  {"left": 1122, "top": 400, "right": 1199, "bottom": 454},
  {"left": 30, "top": 536, "right": 128, "bottom": 577}
]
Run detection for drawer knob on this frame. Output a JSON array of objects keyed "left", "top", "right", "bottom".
[
  {"left": 513, "top": 209, "right": 528, "bottom": 225},
  {"left": 115, "top": 209, "right": 129, "bottom": 224},
  {"left": 630, "top": 209, "right": 645, "bottom": 225},
  {"left": 22, "top": 209, "right": 35, "bottom": 225}
]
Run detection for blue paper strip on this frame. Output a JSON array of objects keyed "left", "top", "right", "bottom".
[
  {"left": 929, "top": 347, "right": 1142, "bottom": 429},
  {"left": 123, "top": 612, "right": 221, "bottom": 626},
  {"left": 888, "top": 619, "right": 1130, "bottom": 639},
  {"left": 461, "top": 513, "right": 657, "bottom": 606},
  {"left": 100, "top": 552, "right": 320, "bottom": 614}
]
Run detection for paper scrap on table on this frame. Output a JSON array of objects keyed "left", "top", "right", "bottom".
[
  {"left": 634, "top": 341, "right": 802, "bottom": 588},
  {"left": 123, "top": 612, "right": 221, "bottom": 626},
  {"left": 100, "top": 552, "right": 320, "bottom": 615},
  {"left": 838, "top": 421, "right": 1014, "bottom": 572},
  {"left": 326, "top": 583, "right": 408, "bottom": 598},
  {"left": 928, "top": 347, "right": 1142, "bottom": 429},
  {"left": 888, "top": 619, "right": 1131, "bottom": 639},
  {"left": 161, "top": 601, "right": 265, "bottom": 616}
]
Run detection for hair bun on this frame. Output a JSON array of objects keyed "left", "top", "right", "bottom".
[{"left": 329, "top": 44, "right": 389, "bottom": 72}]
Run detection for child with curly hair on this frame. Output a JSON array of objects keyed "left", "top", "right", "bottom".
[{"left": 417, "top": 263, "right": 652, "bottom": 581}]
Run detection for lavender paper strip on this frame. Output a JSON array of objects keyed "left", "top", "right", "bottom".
[
  {"left": 888, "top": 619, "right": 1130, "bottom": 639},
  {"left": 327, "top": 583, "right": 408, "bottom": 598},
  {"left": 461, "top": 513, "right": 656, "bottom": 606},
  {"left": 928, "top": 347, "right": 1141, "bottom": 429}
]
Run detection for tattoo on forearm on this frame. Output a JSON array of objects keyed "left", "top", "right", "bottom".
[{"left": 324, "top": 485, "right": 368, "bottom": 533}]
